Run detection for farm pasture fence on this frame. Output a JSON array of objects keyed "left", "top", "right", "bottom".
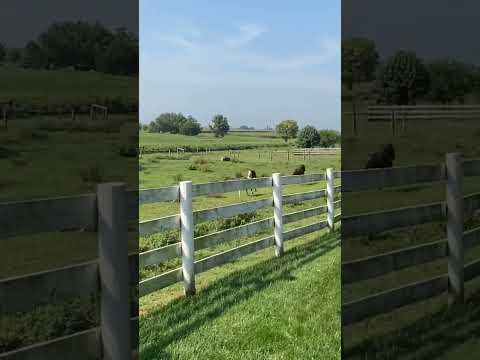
[
  {"left": 343, "top": 105, "right": 480, "bottom": 136},
  {"left": 341, "top": 153, "right": 480, "bottom": 328},
  {"left": 0, "top": 170, "right": 340, "bottom": 359},
  {"left": 138, "top": 170, "right": 342, "bottom": 297}
]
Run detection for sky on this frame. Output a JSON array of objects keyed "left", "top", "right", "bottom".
[
  {"left": 140, "top": 0, "right": 340, "bottom": 129},
  {"left": 0, "top": 0, "right": 138, "bottom": 47},
  {"left": 343, "top": 0, "right": 480, "bottom": 64}
]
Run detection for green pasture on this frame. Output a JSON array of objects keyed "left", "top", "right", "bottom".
[
  {"left": 139, "top": 130, "right": 287, "bottom": 151},
  {"left": 140, "top": 231, "right": 340, "bottom": 360},
  {"left": 138, "top": 136, "right": 341, "bottom": 359},
  {"left": 0, "top": 65, "right": 137, "bottom": 106}
]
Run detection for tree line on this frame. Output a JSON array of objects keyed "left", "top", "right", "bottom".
[
  {"left": 0, "top": 21, "right": 138, "bottom": 76},
  {"left": 146, "top": 113, "right": 339, "bottom": 148},
  {"left": 342, "top": 37, "right": 480, "bottom": 105},
  {"left": 146, "top": 113, "right": 230, "bottom": 137}
]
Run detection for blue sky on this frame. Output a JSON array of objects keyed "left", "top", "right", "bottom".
[{"left": 140, "top": 0, "right": 340, "bottom": 129}]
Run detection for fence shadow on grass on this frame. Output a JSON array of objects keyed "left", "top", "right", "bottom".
[
  {"left": 140, "top": 232, "right": 340, "bottom": 358},
  {"left": 345, "top": 286, "right": 480, "bottom": 359}
]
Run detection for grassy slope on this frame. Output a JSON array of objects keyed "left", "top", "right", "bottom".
[
  {"left": 0, "top": 65, "right": 137, "bottom": 105},
  {"left": 140, "top": 231, "right": 340, "bottom": 360}
]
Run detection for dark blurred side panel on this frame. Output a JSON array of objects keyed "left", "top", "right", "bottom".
[
  {"left": 342, "top": 1, "right": 480, "bottom": 358},
  {"left": 0, "top": 1, "right": 138, "bottom": 358}
]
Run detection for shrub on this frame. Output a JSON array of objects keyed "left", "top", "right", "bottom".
[{"left": 297, "top": 126, "right": 320, "bottom": 148}]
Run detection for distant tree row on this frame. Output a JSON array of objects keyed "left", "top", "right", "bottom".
[
  {"left": 275, "top": 120, "right": 340, "bottom": 148},
  {"left": 148, "top": 113, "right": 202, "bottom": 136},
  {"left": 0, "top": 21, "right": 138, "bottom": 75},
  {"left": 147, "top": 113, "right": 230, "bottom": 137},
  {"left": 342, "top": 37, "right": 480, "bottom": 105}
]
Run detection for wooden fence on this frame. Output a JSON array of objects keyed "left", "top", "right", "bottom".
[
  {"left": 343, "top": 105, "right": 480, "bottom": 136},
  {"left": 139, "top": 170, "right": 342, "bottom": 297},
  {"left": 0, "top": 171, "right": 341, "bottom": 358},
  {"left": 259, "top": 148, "right": 341, "bottom": 162},
  {"left": 341, "top": 153, "right": 480, "bottom": 328},
  {"left": 0, "top": 183, "right": 139, "bottom": 359}
]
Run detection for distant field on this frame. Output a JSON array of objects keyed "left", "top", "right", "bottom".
[
  {"left": 0, "top": 65, "right": 137, "bottom": 106},
  {"left": 140, "top": 131, "right": 287, "bottom": 151}
]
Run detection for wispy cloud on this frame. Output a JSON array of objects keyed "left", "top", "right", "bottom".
[
  {"left": 141, "top": 14, "right": 340, "bottom": 129},
  {"left": 225, "top": 23, "right": 268, "bottom": 48}
]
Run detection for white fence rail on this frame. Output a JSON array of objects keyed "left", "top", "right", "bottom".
[
  {"left": 0, "top": 170, "right": 341, "bottom": 358},
  {"left": 138, "top": 170, "right": 342, "bottom": 297},
  {"left": 341, "top": 154, "right": 480, "bottom": 327}
]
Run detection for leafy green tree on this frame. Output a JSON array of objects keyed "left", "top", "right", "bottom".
[
  {"left": 318, "top": 129, "right": 340, "bottom": 148},
  {"left": 151, "top": 113, "right": 186, "bottom": 133},
  {"left": 95, "top": 28, "right": 138, "bottom": 75},
  {"left": 296, "top": 126, "right": 320, "bottom": 148},
  {"left": 179, "top": 116, "right": 202, "bottom": 136},
  {"left": 209, "top": 114, "right": 230, "bottom": 137},
  {"left": 378, "top": 51, "right": 430, "bottom": 105},
  {"left": 342, "top": 38, "right": 379, "bottom": 90},
  {"left": 429, "top": 60, "right": 474, "bottom": 104},
  {"left": 276, "top": 120, "right": 299, "bottom": 143}
]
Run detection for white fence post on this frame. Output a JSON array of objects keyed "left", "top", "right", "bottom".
[
  {"left": 97, "top": 183, "right": 130, "bottom": 360},
  {"left": 180, "top": 181, "right": 196, "bottom": 295},
  {"left": 272, "top": 173, "right": 284, "bottom": 257},
  {"left": 446, "top": 153, "right": 464, "bottom": 307},
  {"left": 326, "top": 168, "right": 335, "bottom": 232}
]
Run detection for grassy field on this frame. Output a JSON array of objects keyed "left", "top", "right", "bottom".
[
  {"left": 0, "top": 65, "right": 137, "bottom": 107},
  {"left": 141, "top": 231, "right": 340, "bottom": 360},
  {"left": 138, "top": 135, "right": 341, "bottom": 359},
  {"left": 140, "top": 131, "right": 288, "bottom": 151}
]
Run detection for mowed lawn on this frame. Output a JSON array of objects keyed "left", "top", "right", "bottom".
[{"left": 140, "top": 231, "right": 341, "bottom": 360}]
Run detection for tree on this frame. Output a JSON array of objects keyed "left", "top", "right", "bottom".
[
  {"left": 95, "top": 28, "right": 138, "bottom": 75},
  {"left": 7, "top": 48, "right": 22, "bottom": 64},
  {"left": 151, "top": 113, "right": 187, "bottom": 133},
  {"left": 179, "top": 116, "right": 202, "bottom": 136},
  {"left": 38, "top": 21, "right": 113, "bottom": 70},
  {"left": 378, "top": 51, "right": 430, "bottom": 105},
  {"left": 342, "top": 38, "right": 379, "bottom": 90},
  {"left": 296, "top": 126, "right": 320, "bottom": 148},
  {"left": 209, "top": 114, "right": 229, "bottom": 137},
  {"left": 276, "top": 120, "right": 299, "bottom": 143},
  {"left": 318, "top": 129, "right": 340, "bottom": 148},
  {"left": 22, "top": 41, "right": 47, "bottom": 69},
  {"left": 0, "top": 43, "right": 5, "bottom": 63},
  {"left": 429, "top": 60, "right": 474, "bottom": 104}
]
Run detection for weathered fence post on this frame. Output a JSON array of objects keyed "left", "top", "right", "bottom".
[
  {"left": 326, "top": 168, "right": 335, "bottom": 232},
  {"left": 446, "top": 153, "right": 464, "bottom": 307},
  {"left": 352, "top": 103, "right": 357, "bottom": 136},
  {"left": 97, "top": 183, "right": 130, "bottom": 360},
  {"left": 272, "top": 173, "right": 284, "bottom": 257},
  {"left": 391, "top": 110, "right": 395, "bottom": 135},
  {"left": 180, "top": 181, "right": 195, "bottom": 295}
]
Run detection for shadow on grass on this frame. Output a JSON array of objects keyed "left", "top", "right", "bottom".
[
  {"left": 345, "top": 288, "right": 480, "bottom": 359},
  {"left": 140, "top": 232, "right": 340, "bottom": 359}
]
